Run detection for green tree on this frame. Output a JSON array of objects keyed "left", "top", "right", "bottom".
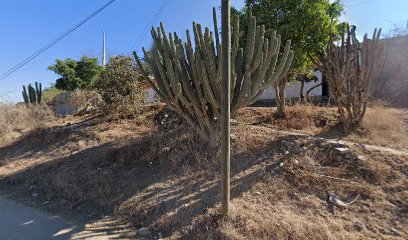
[
  {"left": 236, "top": 0, "right": 344, "bottom": 114},
  {"left": 48, "top": 56, "right": 103, "bottom": 91},
  {"left": 243, "top": 0, "right": 343, "bottom": 73}
]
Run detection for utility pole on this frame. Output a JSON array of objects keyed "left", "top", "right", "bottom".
[
  {"left": 221, "top": 0, "right": 231, "bottom": 216},
  {"left": 102, "top": 31, "right": 106, "bottom": 66}
]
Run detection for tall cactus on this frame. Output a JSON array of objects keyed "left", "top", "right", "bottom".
[
  {"left": 133, "top": 8, "right": 294, "bottom": 145},
  {"left": 22, "top": 82, "right": 42, "bottom": 104},
  {"left": 317, "top": 26, "right": 386, "bottom": 131}
]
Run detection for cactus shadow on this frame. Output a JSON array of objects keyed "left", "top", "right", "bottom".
[{"left": 0, "top": 121, "right": 285, "bottom": 238}]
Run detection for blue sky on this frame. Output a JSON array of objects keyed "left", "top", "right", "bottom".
[{"left": 0, "top": 0, "right": 407, "bottom": 103}]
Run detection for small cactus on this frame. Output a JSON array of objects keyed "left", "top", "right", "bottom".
[{"left": 22, "top": 82, "right": 42, "bottom": 104}]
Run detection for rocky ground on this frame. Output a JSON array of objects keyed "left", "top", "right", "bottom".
[{"left": 0, "top": 104, "right": 407, "bottom": 239}]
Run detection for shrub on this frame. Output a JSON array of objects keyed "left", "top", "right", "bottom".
[{"left": 96, "top": 55, "right": 144, "bottom": 117}]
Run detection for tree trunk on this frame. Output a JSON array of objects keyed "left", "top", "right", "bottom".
[
  {"left": 274, "top": 78, "right": 287, "bottom": 118},
  {"left": 300, "top": 78, "right": 305, "bottom": 103},
  {"left": 306, "top": 83, "right": 323, "bottom": 103}
]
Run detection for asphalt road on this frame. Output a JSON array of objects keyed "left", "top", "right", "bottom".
[{"left": 0, "top": 196, "right": 80, "bottom": 240}]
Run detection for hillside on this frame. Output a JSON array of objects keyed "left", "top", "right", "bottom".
[{"left": 0, "top": 103, "right": 407, "bottom": 239}]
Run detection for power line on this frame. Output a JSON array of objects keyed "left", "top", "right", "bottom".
[
  {"left": 130, "top": 0, "right": 169, "bottom": 51},
  {"left": 130, "top": 0, "right": 214, "bottom": 53},
  {"left": 0, "top": 0, "right": 117, "bottom": 81}
]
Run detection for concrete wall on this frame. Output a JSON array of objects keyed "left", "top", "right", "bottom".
[{"left": 259, "top": 71, "right": 323, "bottom": 100}]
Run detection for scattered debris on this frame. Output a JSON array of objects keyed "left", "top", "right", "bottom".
[{"left": 327, "top": 192, "right": 360, "bottom": 209}]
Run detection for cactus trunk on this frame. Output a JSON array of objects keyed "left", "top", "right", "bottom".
[
  {"left": 318, "top": 26, "right": 385, "bottom": 131},
  {"left": 133, "top": 7, "right": 293, "bottom": 144},
  {"left": 22, "top": 82, "right": 43, "bottom": 105}
]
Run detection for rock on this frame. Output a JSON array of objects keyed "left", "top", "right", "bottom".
[
  {"left": 138, "top": 227, "right": 151, "bottom": 237},
  {"left": 335, "top": 155, "right": 344, "bottom": 162},
  {"left": 31, "top": 192, "right": 38, "bottom": 198},
  {"left": 353, "top": 221, "right": 365, "bottom": 231},
  {"left": 356, "top": 155, "right": 366, "bottom": 164},
  {"left": 344, "top": 152, "right": 353, "bottom": 159},
  {"left": 291, "top": 145, "right": 302, "bottom": 154},
  {"left": 335, "top": 147, "right": 351, "bottom": 154}
]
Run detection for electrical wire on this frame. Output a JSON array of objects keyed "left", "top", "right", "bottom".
[
  {"left": 130, "top": 0, "right": 169, "bottom": 51},
  {"left": 0, "top": 0, "right": 117, "bottom": 81}
]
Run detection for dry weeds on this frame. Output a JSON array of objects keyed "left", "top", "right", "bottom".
[
  {"left": 235, "top": 104, "right": 339, "bottom": 134},
  {"left": 0, "top": 104, "right": 407, "bottom": 239},
  {"left": 0, "top": 103, "right": 54, "bottom": 143},
  {"left": 352, "top": 104, "right": 408, "bottom": 149}
]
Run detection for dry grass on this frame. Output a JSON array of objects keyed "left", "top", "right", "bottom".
[
  {"left": 354, "top": 104, "right": 408, "bottom": 149},
  {"left": 187, "top": 143, "right": 408, "bottom": 240},
  {"left": 0, "top": 103, "right": 54, "bottom": 143},
  {"left": 235, "top": 104, "right": 338, "bottom": 134},
  {"left": 0, "top": 104, "right": 407, "bottom": 239}
]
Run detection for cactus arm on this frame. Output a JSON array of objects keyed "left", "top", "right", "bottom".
[
  {"left": 212, "top": 7, "right": 220, "bottom": 52},
  {"left": 132, "top": 51, "right": 170, "bottom": 104},
  {"left": 133, "top": 9, "right": 293, "bottom": 141},
  {"left": 232, "top": 48, "right": 244, "bottom": 107},
  {"left": 22, "top": 85, "right": 29, "bottom": 104},
  {"left": 244, "top": 14, "right": 256, "bottom": 67},
  {"left": 268, "top": 40, "right": 292, "bottom": 84}
]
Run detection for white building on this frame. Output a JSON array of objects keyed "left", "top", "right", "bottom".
[
  {"left": 144, "top": 71, "right": 325, "bottom": 104},
  {"left": 259, "top": 71, "right": 323, "bottom": 101}
]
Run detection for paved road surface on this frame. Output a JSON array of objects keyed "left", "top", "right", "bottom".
[
  {"left": 0, "top": 196, "right": 136, "bottom": 240},
  {"left": 0, "top": 196, "right": 81, "bottom": 240}
]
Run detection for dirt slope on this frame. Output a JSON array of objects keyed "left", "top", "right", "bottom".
[{"left": 0, "top": 105, "right": 407, "bottom": 239}]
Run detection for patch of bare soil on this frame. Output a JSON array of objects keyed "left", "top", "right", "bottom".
[{"left": 0, "top": 104, "right": 407, "bottom": 239}]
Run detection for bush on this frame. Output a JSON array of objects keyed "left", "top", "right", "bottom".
[{"left": 96, "top": 55, "right": 144, "bottom": 117}]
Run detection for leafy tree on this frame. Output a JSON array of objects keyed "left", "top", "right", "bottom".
[
  {"left": 236, "top": 0, "right": 344, "bottom": 112},
  {"left": 243, "top": 0, "right": 343, "bottom": 73},
  {"left": 48, "top": 56, "right": 103, "bottom": 91}
]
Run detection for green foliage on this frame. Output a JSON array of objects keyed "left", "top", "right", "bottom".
[
  {"left": 48, "top": 56, "right": 103, "bottom": 91},
  {"left": 96, "top": 55, "right": 144, "bottom": 117},
  {"left": 22, "top": 82, "right": 42, "bottom": 104},
  {"left": 239, "top": 0, "right": 344, "bottom": 76}
]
